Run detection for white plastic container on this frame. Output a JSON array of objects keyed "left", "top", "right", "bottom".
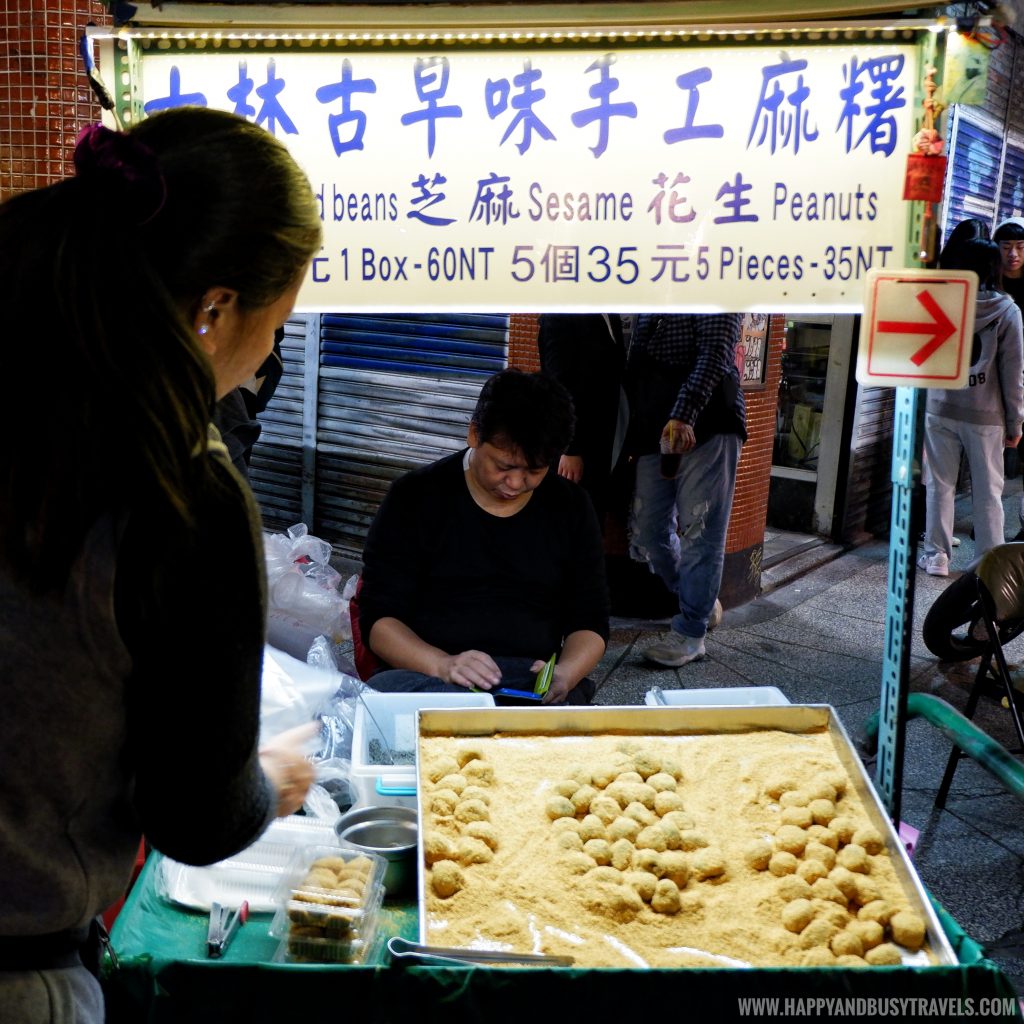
[
  {"left": 351, "top": 692, "right": 495, "bottom": 808},
  {"left": 159, "top": 815, "right": 340, "bottom": 912},
  {"left": 644, "top": 686, "right": 789, "bottom": 707}
]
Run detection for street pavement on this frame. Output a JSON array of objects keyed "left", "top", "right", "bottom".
[{"left": 596, "top": 480, "right": 1024, "bottom": 995}]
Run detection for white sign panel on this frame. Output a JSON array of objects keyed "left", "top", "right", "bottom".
[
  {"left": 857, "top": 268, "right": 977, "bottom": 387},
  {"left": 135, "top": 44, "right": 918, "bottom": 312}
]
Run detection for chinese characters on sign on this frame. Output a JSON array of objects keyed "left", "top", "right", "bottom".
[{"left": 133, "top": 44, "right": 917, "bottom": 311}]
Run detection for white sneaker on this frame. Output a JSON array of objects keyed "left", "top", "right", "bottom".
[
  {"left": 708, "top": 599, "right": 723, "bottom": 630},
  {"left": 951, "top": 536, "right": 961, "bottom": 548},
  {"left": 644, "top": 633, "right": 706, "bottom": 667},
  {"left": 917, "top": 552, "right": 949, "bottom": 577}
]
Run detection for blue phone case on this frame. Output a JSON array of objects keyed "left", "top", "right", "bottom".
[{"left": 494, "top": 688, "right": 544, "bottom": 706}]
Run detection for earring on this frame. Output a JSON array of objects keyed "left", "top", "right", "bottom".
[{"left": 197, "top": 302, "right": 216, "bottom": 337}]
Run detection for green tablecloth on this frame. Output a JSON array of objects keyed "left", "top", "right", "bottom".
[{"left": 105, "top": 855, "right": 1022, "bottom": 1023}]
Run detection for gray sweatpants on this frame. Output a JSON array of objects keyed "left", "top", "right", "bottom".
[{"left": 923, "top": 413, "right": 1006, "bottom": 560}]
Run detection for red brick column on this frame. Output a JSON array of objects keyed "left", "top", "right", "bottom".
[
  {"left": 509, "top": 314, "right": 541, "bottom": 372},
  {"left": 720, "top": 314, "right": 784, "bottom": 606},
  {"left": 1, "top": 0, "right": 109, "bottom": 200}
]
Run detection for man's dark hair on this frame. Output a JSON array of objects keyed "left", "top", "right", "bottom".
[
  {"left": 994, "top": 218, "right": 1024, "bottom": 242},
  {"left": 470, "top": 368, "right": 575, "bottom": 468}
]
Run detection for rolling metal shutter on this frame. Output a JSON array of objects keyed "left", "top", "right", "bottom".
[
  {"left": 998, "top": 135, "right": 1024, "bottom": 223},
  {"left": 942, "top": 107, "right": 1002, "bottom": 239},
  {"left": 313, "top": 313, "right": 509, "bottom": 556},
  {"left": 249, "top": 313, "right": 509, "bottom": 551}
]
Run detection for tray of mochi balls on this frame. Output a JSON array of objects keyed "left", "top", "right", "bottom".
[{"left": 412, "top": 705, "right": 957, "bottom": 970}]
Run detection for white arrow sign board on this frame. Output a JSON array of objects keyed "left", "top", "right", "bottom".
[{"left": 857, "top": 268, "right": 977, "bottom": 388}]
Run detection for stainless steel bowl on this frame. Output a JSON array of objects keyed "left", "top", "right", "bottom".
[{"left": 336, "top": 804, "right": 417, "bottom": 897}]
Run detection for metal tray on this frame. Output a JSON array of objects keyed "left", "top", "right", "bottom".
[{"left": 414, "top": 704, "right": 957, "bottom": 966}]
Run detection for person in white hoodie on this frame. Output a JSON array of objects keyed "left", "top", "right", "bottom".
[
  {"left": 993, "top": 216, "right": 1024, "bottom": 538},
  {"left": 918, "top": 236, "right": 1024, "bottom": 575}
]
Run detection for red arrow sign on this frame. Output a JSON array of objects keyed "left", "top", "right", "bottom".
[{"left": 877, "top": 289, "right": 957, "bottom": 366}]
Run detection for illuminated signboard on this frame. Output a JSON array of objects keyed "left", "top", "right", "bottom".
[{"left": 126, "top": 43, "right": 918, "bottom": 312}]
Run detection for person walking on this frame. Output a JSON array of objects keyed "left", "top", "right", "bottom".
[
  {"left": 994, "top": 216, "right": 1024, "bottom": 309},
  {"left": 626, "top": 314, "right": 746, "bottom": 667},
  {"left": 918, "top": 237, "right": 1024, "bottom": 575}
]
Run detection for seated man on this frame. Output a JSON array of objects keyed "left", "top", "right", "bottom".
[{"left": 359, "top": 368, "right": 609, "bottom": 705}]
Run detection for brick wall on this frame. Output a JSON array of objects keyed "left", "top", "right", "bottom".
[
  {"left": 726, "top": 314, "right": 784, "bottom": 554},
  {"left": 509, "top": 313, "right": 541, "bottom": 372},
  {"left": 0, "top": 0, "right": 109, "bottom": 199}
]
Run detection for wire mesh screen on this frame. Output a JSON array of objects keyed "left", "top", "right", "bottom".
[{"left": 0, "top": 1, "right": 110, "bottom": 199}]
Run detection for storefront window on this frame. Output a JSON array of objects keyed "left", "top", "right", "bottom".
[{"left": 773, "top": 317, "right": 832, "bottom": 474}]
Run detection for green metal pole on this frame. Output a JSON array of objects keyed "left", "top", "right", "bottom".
[
  {"left": 864, "top": 693, "right": 1024, "bottom": 803},
  {"left": 876, "top": 385, "right": 924, "bottom": 822}
]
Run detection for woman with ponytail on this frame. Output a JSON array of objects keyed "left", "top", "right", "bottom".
[{"left": 0, "top": 108, "right": 322, "bottom": 1022}]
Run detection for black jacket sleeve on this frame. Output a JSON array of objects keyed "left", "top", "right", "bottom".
[{"left": 117, "top": 443, "right": 274, "bottom": 866}]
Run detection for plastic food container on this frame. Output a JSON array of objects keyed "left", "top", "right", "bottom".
[
  {"left": 644, "top": 686, "right": 789, "bottom": 707},
  {"left": 159, "top": 815, "right": 340, "bottom": 913},
  {"left": 351, "top": 691, "right": 495, "bottom": 808},
  {"left": 270, "top": 844, "right": 386, "bottom": 965}
]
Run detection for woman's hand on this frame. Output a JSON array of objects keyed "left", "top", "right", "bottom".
[{"left": 259, "top": 722, "right": 318, "bottom": 817}]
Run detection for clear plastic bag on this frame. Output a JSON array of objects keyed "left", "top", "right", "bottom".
[
  {"left": 313, "top": 671, "right": 368, "bottom": 764},
  {"left": 264, "top": 523, "right": 352, "bottom": 657},
  {"left": 308, "top": 659, "right": 369, "bottom": 811},
  {"left": 301, "top": 782, "right": 343, "bottom": 824},
  {"left": 312, "top": 758, "right": 355, "bottom": 815}
]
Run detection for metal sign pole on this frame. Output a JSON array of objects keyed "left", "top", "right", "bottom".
[{"left": 876, "top": 385, "right": 924, "bottom": 822}]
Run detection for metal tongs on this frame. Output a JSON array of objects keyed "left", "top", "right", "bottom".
[
  {"left": 206, "top": 900, "right": 248, "bottom": 959},
  {"left": 387, "top": 936, "right": 574, "bottom": 967}
]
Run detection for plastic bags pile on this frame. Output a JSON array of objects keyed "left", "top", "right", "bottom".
[
  {"left": 264, "top": 523, "right": 355, "bottom": 660},
  {"left": 260, "top": 523, "right": 371, "bottom": 815}
]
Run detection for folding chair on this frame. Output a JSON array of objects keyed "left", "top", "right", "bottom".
[{"left": 922, "top": 542, "right": 1024, "bottom": 807}]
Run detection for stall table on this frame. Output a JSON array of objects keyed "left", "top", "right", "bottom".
[{"left": 105, "top": 854, "right": 1022, "bottom": 1023}]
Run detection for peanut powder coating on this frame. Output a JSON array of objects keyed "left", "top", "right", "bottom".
[{"left": 418, "top": 730, "right": 932, "bottom": 969}]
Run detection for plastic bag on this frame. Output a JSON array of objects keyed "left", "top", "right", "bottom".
[
  {"left": 264, "top": 523, "right": 352, "bottom": 658},
  {"left": 259, "top": 625, "right": 369, "bottom": 814},
  {"left": 302, "top": 782, "right": 343, "bottom": 824},
  {"left": 308, "top": 652, "right": 368, "bottom": 811},
  {"left": 312, "top": 671, "right": 368, "bottom": 763},
  {"left": 306, "top": 632, "right": 358, "bottom": 679},
  {"left": 260, "top": 645, "right": 343, "bottom": 740},
  {"left": 312, "top": 758, "right": 355, "bottom": 815}
]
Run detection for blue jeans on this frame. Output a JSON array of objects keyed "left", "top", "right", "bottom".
[{"left": 629, "top": 433, "right": 741, "bottom": 639}]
